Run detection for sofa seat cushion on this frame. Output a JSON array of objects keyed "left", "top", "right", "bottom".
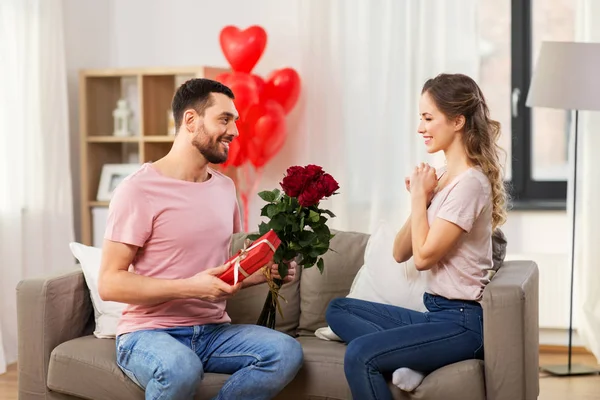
[
  {"left": 47, "top": 335, "right": 229, "bottom": 400},
  {"left": 278, "top": 336, "right": 352, "bottom": 399},
  {"left": 284, "top": 337, "right": 484, "bottom": 400},
  {"left": 391, "top": 359, "right": 485, "bottom": 400}
]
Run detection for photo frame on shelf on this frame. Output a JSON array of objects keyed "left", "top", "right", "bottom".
[{"left": 97, "top": 163, "right": 140, "bottom": 201}]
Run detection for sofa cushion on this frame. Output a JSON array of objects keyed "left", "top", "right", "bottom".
[
  {"left": 278, "top": 336, "right": 351, "bottom": 399},
  {"left": 281, "top": 336, "right": 485, "bottom": 400},
  {"left": 492, "top": 228, "right": 507, "bottom": 271},
  {"left": 226, "top": 233, "right": 302, "bottom": 336},
  {"left": 298, "top": 231, "right": 370, "bottom": 336},
  {"left": 47, "top": 336, "right": 229, "bottom": 400},
  {"left": 391, "top": 359, "right": 485, "bottom": 400}
]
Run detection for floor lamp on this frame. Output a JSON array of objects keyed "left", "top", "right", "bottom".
[{"left": 526, "top": 41, "right": 600, "bottom": 376}]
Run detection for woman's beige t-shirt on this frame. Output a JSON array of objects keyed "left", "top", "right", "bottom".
[{"left": 425, "top": 167, "right": 493, "bottom": 301}]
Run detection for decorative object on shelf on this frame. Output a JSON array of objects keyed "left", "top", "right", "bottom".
[
  {"left": 167, "top": 109, "right": 176, "bottom": 135},
  {"left": 97, "top": 163, "right": 140, "bottom": 202},
  {"left": 526, "top": 41, "right": 600, "bottom": 377},
  {"left": 216, "top": 25, "right": 303, "bottom": 232},
  {"left": 247, "top": 164, "right": 339, "bottom": 329},
  {"left": 112, "top": 99, "right": 133, "bottom": 137}
]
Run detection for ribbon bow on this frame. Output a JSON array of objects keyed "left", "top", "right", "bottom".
[{"left": 232, "top": 238, "right": 277, "bottom": 285}]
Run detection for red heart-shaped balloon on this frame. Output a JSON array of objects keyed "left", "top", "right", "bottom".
[
  {"left": 222, "top": 72, "right": 260, "bottom": 118},
  {"left": 223, "top": 121, "right": 249, "bottom": 167},
  {"left": 265, "top": 68, "right": 301, "bottom": 114},
  {"left": 219, "top": 26, "right": 267, "bottom": 73},
  {"left": 245, "top": 100, "right": 287, "bottom": 168}
]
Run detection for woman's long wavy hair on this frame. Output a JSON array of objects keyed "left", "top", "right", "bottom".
[{"left": 422, "top": 73, "right": 508, "bottom": 230}]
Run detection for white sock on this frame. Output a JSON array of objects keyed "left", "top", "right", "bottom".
[{"left": 392, "top": 367, "right": 425, "bottom": 392}]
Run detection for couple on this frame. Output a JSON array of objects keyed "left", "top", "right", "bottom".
[{"left": 98, "top": 74, "right": 507, "bottom": 400}]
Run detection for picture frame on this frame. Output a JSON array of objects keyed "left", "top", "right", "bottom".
[{"left": 96, "top": 163, "right": 140, "bottom": 202}]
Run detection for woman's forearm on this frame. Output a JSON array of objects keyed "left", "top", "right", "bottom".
[
  {"left": 393, "top": 214, "right": 413, "bottom": 263},
  {"left": 411, "top": 195, "right": 433, "bottom": 270}
]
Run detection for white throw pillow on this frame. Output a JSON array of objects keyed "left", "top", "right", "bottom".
[
  {"left": 315, "top": 220, "right": 427, "bottom": 341},
  {"left": 69, "top": 242, "right": 126, "bottom": 339}
]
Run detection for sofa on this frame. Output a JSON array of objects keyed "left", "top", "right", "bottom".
[{"left": 17, "top": 230, "right": 540, "bottom": 400}]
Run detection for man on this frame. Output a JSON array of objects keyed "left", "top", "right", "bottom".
[{"left": 98, "top": 78, "right": 303, "bottom": 400}]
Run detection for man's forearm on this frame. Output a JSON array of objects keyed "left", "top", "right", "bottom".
[{"left": 99, "top": 270, "right": 193, "bottom": 306}]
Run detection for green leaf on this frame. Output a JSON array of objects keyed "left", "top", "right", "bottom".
[
  {"left": 309, "top": 248, "right": 321, "bottom": 258},
  {"left": 267, "top": 204, "right": 279, "bottom": 218},
  {"left": 270, "top": 214, "right": 287, "bottom": 231},
  {"left": 299, "top": 231, "right": 317, "bottom": 247},
  {"left": 246, "top": 233, "right": 260, "bottom": 241},
  {"left": 258, "top": 189, "right": 281, "bottom": 203},
  {"left": 258, "top": 222, "right": 270, "bottom": 235},
  {"left": 289, "top": 242, "right": 302, "bottom": 251},
  {"left": 258, "top": 190, "right": 276, "bottom": 203},
  {"left": 277, "top": 201, "right": 288, "bottom": 212},
  {"left": 318, "top": 208, "right": 336, "bottom": 218},
  {"left": 301, "top": 256, "right": 317, "bottom": 268},
  {"left": 309, "top": 210, "right": 320, "bottom": 222},
  {"left": 313, "top": 223, "right": 330, "bottom": 236},
  {"left": 317, "top": 258, "right": 325, "bottom": 273},
  {"left": 278, "top": 262, "right": 288, "bottom": 278},
  {"left": 283, "top": 248, "right": 298, "bottom": 261},
  {"left": 260, "top": 205, "right": 270, "bottom": 217}
]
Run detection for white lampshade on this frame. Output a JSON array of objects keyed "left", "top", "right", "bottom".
[{"left": 526, "top": 41, "right": 600, "bottom": 111}]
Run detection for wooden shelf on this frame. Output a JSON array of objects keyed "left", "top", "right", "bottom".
[
  {"left": 143, "top": 135, "right": 175, "bottom": 142},
  {"left": 87, "top": 136, "right": 140, "bottom": 143}
]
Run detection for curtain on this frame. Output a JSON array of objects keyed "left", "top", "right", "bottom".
[
  {"left": 0, "top": 0, "right": 74, "bottom": 374},
  {"left": 573, "top": 0, "right": 600, "bottom": 363},
  {"left": 296, "top": 0, "right": 479, "bottom": 234}
]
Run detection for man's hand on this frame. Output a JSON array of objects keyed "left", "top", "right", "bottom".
[
  {"left": 185, "top": 263, "right": 242, "bottom": 302},
  {"left": 269, "top": 259, "right": 298, "bottom": 284},
  {"left": 241, "top": 259, "right": 298, "bottom": 288}
]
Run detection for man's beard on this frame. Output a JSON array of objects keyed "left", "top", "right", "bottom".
[{"left": 191, "top": 125, "right": 230, "bottom": 164}]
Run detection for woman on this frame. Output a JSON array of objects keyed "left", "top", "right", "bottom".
[{"left": 325, "top": 73, "right": 508, "bottom": 399}]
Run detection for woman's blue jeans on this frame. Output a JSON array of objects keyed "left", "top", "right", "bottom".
[{"left": 326, "top": 293, "right": 484, "bottom": 400}]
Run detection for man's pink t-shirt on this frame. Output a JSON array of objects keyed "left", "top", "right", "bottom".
[
  {"left": 104, "top": 163, "right": 241, "bottom": 336},
  {"left": 426, "top": 167, "right": 493, "bottom": 301}
]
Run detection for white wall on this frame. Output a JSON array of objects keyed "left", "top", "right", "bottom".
[
  {"left": 63, "top": 0, "right": 305, "bottom": 233},
  {"left": 62, "top": 0, "right": 575, "bottom": 342},
  {"left": 63, "top": 0, "right": 116, "bottom": 241}
]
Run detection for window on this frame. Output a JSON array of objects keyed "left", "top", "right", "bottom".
[{"left": 477, "top": 0, "right": 575, "bottom": 209}]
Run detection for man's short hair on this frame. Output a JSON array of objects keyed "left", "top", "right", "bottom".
[{"left": 171, "top": 78, "right": 234, "bottom": 131}]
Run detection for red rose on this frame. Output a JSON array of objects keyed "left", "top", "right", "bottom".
[
  {"left": 280, "top": 165, "right": 340, "bottom": 206},
  {"left": 298, "top": 184, "right": 323, "bottom": 207},
  {"left": 305, "top": 164, "right": 324, "bottom": 180},
  {"left": 280, "top": 166, "right": 309, "bottom": 197},
  {"left": 318, "top": 173, "right": 339, "bottom": 197}
]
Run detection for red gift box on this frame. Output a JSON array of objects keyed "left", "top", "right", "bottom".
[{"left": 219, "top": 230, "right": 282, "bottom": 285}]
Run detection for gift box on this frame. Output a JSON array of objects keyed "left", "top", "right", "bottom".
[{"left": 219, "top": 230, "right": 281, "bottom": 285}]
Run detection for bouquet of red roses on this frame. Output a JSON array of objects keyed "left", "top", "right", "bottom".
[{"left": 247, "top": 164, "right": 339, "bottom": 328}]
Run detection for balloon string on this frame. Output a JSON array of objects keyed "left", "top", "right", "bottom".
[{"left": 238, "top": 163, "right": 264, "bottom": 232}]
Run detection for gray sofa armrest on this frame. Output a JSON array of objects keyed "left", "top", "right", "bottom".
[
  {"left": 16, "top": 268, "right": 93, "bottom": 400},
  {"left": 481, "top": 260, "right": 539, "bottom": 400}
]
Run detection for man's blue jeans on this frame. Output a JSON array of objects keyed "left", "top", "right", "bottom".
[
  {"left": 115, "top": 323, "right": 303, "bottom": 400},
  {"left": 326, "top": 292, "right": 484, "bottom": 400}
]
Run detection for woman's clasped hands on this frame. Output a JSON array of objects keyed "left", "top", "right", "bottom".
[{"left": 406, "top": 163, "right": 438, "bottom": 204}]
